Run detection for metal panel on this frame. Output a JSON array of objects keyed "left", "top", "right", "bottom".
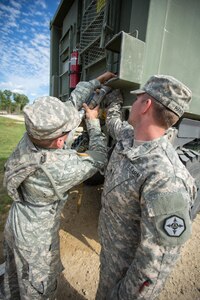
[
  {"left": 129, "top": 0, "right": 150, "bottom": 41},
  {"left": 51, "top": 75, "right": 59, "bottom": 97},
  {"left": 50, "top": 0, "right": 74, "bottom": 27},
  {"left": 60, "top": 74, "right": 69, "bottom": 99},
  {"left": 50, "top": 25, "right": 61, "bottom": 96},
  {"left": 105, "top": 31, "right": 145, "bottom": 88},
  {"left": 142, "top": 0, "right": 200, "bottom": 117},
  {"left": 178, "top": 118, "right": 200, "bottom": 139}
]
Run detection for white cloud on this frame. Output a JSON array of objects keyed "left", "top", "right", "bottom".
[
  {"left": 10, "top": 0, "right": 21, "bottom": 10},
  {"left": 36, "top": 0, "right": 47, "bottom": 10},
  {"left": 0, "top": 74, "right": 49, "bottom": 101},
  {"left": 0, "top": 0, "right": 57, "bottom": 102},
  {"left": 0, "top": 3, "right": 21, "bottom": 30}
]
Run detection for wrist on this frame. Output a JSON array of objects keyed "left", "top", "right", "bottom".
[{"left": 90, "top": 79, "right": 101, "bottom": 89}]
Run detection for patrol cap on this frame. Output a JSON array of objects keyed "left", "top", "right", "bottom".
[
  {"left": 23, "top": 96, "right": 81, "bottom": 140},
  {"left": 130, "top": 75, "right": 192, "bottom": 117}
]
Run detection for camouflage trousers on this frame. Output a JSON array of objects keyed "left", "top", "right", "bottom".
[
  {"left": 1, "top": 239, "right": 62, "bottom": 300},
  {"left": 96, "top": 249, "right": 123, "bottom": 300},
  {"left": 96, "top": 247, "right": 178, "bottom": 300}
]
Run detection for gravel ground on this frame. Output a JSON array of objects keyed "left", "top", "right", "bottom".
[{"left": 0, "top": 114, "right": 24, "bottom": 122}]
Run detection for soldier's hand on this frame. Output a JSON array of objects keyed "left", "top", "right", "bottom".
[
  {"left": 82, "top": 103, "right": 99, "bottom": 120},
  {"left": 105, "top": 89, "right": 124, "bottom": 106},
  {"left": 96, "top": 72, "right": 116, "bottom": 84}
]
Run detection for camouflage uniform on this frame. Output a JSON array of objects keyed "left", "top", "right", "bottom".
[
  {"left": 2, "top": 79, "right": 107, "bottom": 300},
  {"left": 96, "top": 76, "right": 197, "bottom": 299}
]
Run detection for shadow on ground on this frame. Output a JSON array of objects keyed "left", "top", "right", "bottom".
[
  {"left": 57, "top": 273, "right": 86, "bottom": 300},
  {"left": 60, "top": 184, "right": 102, "bottom": 251}
]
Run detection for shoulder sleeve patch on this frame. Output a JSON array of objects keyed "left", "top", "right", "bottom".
[
  {"left": 164, "top": 215, "right": 186, "bottom": 237},
  {"left": 154, "top": 210, "right": 191, "bottom": 247},
  {"left": 143, "top": 191, "right": 192, "bottom": 247}
]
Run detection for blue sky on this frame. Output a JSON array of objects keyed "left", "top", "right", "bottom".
[{"left": 0, "top": 0, "right": 60, "bottom": 103}]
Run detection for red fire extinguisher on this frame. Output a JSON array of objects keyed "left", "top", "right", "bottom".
[{"left": 69, "top": 49, "right": 80, "bottom": 89}]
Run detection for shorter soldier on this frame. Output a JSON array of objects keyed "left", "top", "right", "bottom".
[
  {"left": 96, "top": 75, "right": 197, "bottom": 299},
  {"left": 1, "top": 72, "right": 114, "bottom": 299}
]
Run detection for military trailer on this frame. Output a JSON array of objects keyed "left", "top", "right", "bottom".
[{"left": 50, "top": 0, "right": 200, "bottom": 217}]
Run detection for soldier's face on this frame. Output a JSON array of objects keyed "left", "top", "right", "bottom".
[{"left": 128, "top": 94, "right": 145, "bottom": 127}]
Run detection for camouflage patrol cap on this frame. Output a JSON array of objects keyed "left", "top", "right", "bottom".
[
  {"left": 23, "top": 96, "right": 81, "bottom": 140},
  {"left": 130, "top": 75, "right": 192, "bottom": 117}
]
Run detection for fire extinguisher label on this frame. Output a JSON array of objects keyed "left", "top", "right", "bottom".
[
  {"left": 70, "top": 57, "right": 77, "bottom": 65},
  {"left": 69, "top": 51, "right": 80, "bottom": 89}
]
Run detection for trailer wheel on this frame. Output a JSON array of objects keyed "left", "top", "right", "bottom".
[
  {"left": 84, "top": 172, "right": 104, "bottom": 186},
  {"left": 177, "top": 147, "right": 200, "bottom": 220}
]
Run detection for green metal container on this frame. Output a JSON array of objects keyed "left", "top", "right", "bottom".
[{"left": 50, "top": 0, "right": 200, "bottom": 142}]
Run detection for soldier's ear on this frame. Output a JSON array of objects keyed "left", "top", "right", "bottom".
[
  {"left": 142, "top": 98, "right": 152, "bottom": 113},
  {"left": 55, "top": 134, "right": 68, "bottom": 148},
  {"left": 56, "top": 137, "right": 64, "bottom": 148}
]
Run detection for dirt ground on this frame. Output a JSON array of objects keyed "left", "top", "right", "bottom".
[
  {"left": 0, "top": 184, "right": 200, "bottom": 299},
  {"left": 1, "top": 116, "right": 200, "bottom": 300}
]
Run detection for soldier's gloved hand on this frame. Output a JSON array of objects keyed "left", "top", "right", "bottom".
[{"left": 105, "top": 89, "right": 124, "bottom": 106}]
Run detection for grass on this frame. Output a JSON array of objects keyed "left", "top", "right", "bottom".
[{"left": 0, "top": 117, "right": 25, "bottom": 230}]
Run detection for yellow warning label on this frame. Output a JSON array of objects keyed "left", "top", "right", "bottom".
[{"left": 97, "top": 0, "right": 106, "bottom": 13}]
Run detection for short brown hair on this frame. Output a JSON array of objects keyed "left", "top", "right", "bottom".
[
  {"left": 28, "top": 135, "right": 56, "bottom": 148},
  {"left": 29, "top": 131, "right": 69, "bottom": 148},
  {"left": 143, "top": 93, "right": 179, "bottom": 129}
]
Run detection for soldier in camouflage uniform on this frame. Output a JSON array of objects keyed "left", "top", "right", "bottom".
[
  {"left": 96, "top": 75, "right": 197, "bottom": 299},
  {"left": 1, "top": 72, "right": 115, "bottom": 300}
]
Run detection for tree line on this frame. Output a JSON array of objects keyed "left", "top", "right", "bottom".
[{"left": 0, "top": 90, "right": 29, "bottom": 114}]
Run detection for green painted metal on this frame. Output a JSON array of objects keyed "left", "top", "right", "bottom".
[
  {"left": 141, "top": 0, "right": 200, "bottom": 116},
  {"left": 105, "top": 31, "right": 145, "bottom": 89},
  {"left": 50, "top": 0, "right": 200, "bottom": 117}
]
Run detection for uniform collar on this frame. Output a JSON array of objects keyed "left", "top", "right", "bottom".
[{"left": 116, "top": 128, "right": 177, "bottom": 160}]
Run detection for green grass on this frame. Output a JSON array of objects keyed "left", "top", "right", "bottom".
[{"left": 0, "top": 117, "right": 25, "bottom": 229}]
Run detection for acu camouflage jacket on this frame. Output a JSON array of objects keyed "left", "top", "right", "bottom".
[
  {"left": 3, "top": 79, "right": 107, "bottom": 250},
  {"left": 98, "top": 101, "right": 197, "bottom": 300}
]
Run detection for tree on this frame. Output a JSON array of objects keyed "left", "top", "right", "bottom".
[
  {"left": 2, "top": 90, "right": 12, "bottom": 113},
  {"left": 0, "top": 90, "right": 29, "bottom": 113},
  {"left": 13, "top": 93, "right": 29, "bottom": 113},
  {"left": 0, "top": 90, "right": 7, "bottom": 111}
]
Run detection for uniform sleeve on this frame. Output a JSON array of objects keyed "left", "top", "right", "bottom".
[
  {"left": 109, "top": 176, "right": 196, "bottom": 299},
  {"left": 69, "top": 79, "right": 101, "bottom": 110},
  {"left": 85, "top": 118, "right": 107, "bottom": 165},
  {"left": 55, "top": 117, "right": 107, "bottom": 193},
  {"left": 56, "top": 152, "right": 106, "bottom": 193},
  {"left": 106, "top": 102, "right": 124, "bottom": 141},
  {"left": 104, "top": 89, "right": 124, "bottom": 141}
]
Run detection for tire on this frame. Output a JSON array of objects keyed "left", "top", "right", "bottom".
[
  {"left": 177, "top": 147, "right": 200, "bottom": 220},
  {"left": 84, "top": 172, "right": 104, "bottom": 186}
]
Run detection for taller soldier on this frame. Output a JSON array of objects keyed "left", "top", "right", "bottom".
[{"left": 96, "top": 75, "right": 197, "bottom": 299}]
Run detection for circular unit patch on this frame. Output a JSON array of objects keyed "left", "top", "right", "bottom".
[{"left": 164, "top": 215, "right": 186, "bottom": 237}]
